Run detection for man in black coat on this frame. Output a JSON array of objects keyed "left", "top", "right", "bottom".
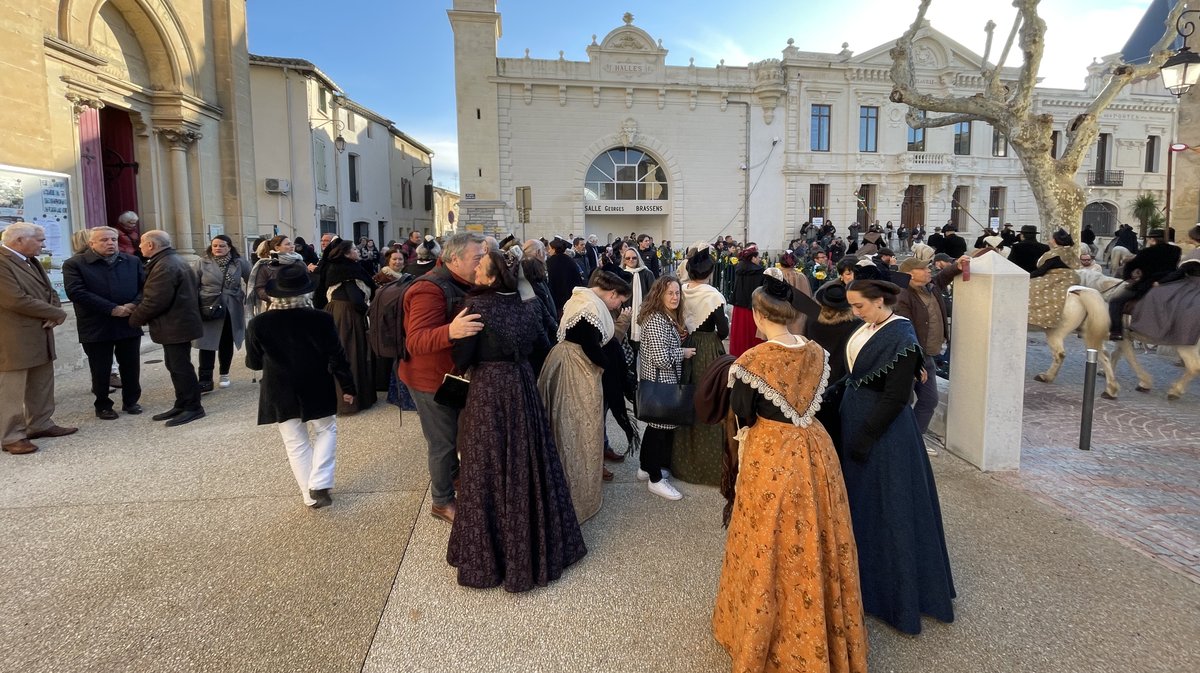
[
  {"left": 546, "top": 237, "right": 584, "bottom": 317},
  {"left": 636, "top": 234, "right": 661, "bottom": 277},
  {"left": 63, "top": 226, "right": 146, "bottom": 419},
  {"left": 1000, "top": 222, "right": 1019, "bottom": 247},
  {"left": 940, "top": 225, "right": 967, "bottom": 257},
  {"left": 1007, "top": 225, "right": 1051, "bottom": 273},
  {"left": 246, "top": 264, "right": 356, "bottom": 509},
  {"left": 1107, "top": 229, "right": 1182, "bottom": 340},
  {"left": 129, "top": 230, "right": 205, "bottom": 426}
]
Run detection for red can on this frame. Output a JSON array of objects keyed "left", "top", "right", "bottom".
[{"left": 961, "top": 257, "right": 971, "bottom": 282}]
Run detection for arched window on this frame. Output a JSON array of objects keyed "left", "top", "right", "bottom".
[
  {"left": 583, "top": 147, "right": 668, "bottom": 201},
  {"left": 1083, "top": 202, "right": 1119, "bottom": 236}
]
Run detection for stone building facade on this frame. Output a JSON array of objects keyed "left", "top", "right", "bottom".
[
  {"left": 248, "top": 56, "right": 435, "bottom": 248},
  {"left": 450, "top": 1, "right": 1177, "bottom": 248},
  {"left": 1, "top": 0, "right": 259, "bottom": 255}
]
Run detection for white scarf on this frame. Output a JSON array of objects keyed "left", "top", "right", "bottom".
[
  {"left": 557, "top": 286, "right": 615, "bottom": 344},
  {"left": 680, "top": 281, "right": 726, "bottom": 332},
  {"left": 623, "top": 255, "right": 651, "bottom": 342}
]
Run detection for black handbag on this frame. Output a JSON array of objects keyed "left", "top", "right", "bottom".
[
  {"left": 434, "top": 373, "right": 470, "bottom": 410},
  {"left": 636, "top": 361, "right": 695, "bottom": 427},
  {"left": 198, "top": 262, "right": 235, "bottom": 321}
]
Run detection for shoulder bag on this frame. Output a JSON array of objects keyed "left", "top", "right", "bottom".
[
  {"left": 636, "top": 358, "right": 695, "bottom": 427},
  {"left": 198, "top": 262, "right": 236, "bottom": 321}
]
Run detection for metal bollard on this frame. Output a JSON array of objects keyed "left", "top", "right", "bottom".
[{"left": 1079, "top": 348, "right": 1098, "bottom": 451}]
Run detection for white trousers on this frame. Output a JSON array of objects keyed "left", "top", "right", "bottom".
[{"left": 277, "top": 415, "right": 338, "bottom": 506}]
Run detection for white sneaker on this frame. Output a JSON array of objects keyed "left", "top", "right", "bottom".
[
  {"left": 219, "top": 375, "right": 231, "bottom": 389},
  {"left": 636, "top": 468, "right": 671, "bottom": 481},
  {"left": 923, "top": 432, "right": 943, "bottom": 456},
  {"left": 647, "top": 478, "right": 683, "bottom": 501}
]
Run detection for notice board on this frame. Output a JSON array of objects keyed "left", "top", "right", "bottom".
[{"left": 0, "top": 164, "right": 74, "bottom": 300}]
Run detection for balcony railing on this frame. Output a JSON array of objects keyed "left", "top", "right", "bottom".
[
  {"left": 901, "top": 152, "right": 952, "bottom": 172},
  {"left": 1087, "top": 170, "right": 1124, "bottom": 186}
]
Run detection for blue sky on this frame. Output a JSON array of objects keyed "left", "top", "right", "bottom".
[{"left": 246, "top": 0, "right": 1156, "bottom": 192}]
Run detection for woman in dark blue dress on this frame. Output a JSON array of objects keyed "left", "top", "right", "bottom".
[{"left": 840, "top": 278, "right": 955, "bottom": 634}]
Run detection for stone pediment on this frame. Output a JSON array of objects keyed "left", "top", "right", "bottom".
[
  {"left": 850, "top": 23, "right": 1020, "bottom": 79},
  {"left": 587, "top": 13, "right": 668, "bottom": 80}
]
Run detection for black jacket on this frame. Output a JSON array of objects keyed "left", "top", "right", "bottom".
[
  {"left": 732, "top": 261, "right": 765, "bottom": 308},
  {"left": 638, "top": 246, "right": 661, "bottom": 277},
  {"left": 129, "top": 248, "right": 203, "bottom": 345},
  {"left": 62, "top": 250, "right": 145, "bottom": 343},
  {"left": 547, "top": 253, "right": 584, "bottom": 316},
  {"left": 245, "top": 307, "right": 356, "bottom": 424},
  {"left": 1008, "top": 240, "right": 1050, "bottom": 273},
  {"left": 941, "top": 234, "right": 967, "bottom": 258},
  {"left": 1122, "top": 243, "right": 1183, "bottom": 293}
]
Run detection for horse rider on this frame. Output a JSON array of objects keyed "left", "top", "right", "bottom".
[{"left": 1107, "top": 228, "right": 1181, "bottom": 341}]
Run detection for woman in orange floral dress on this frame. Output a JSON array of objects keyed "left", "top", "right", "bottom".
[{"left": 713, "top": 267, "right": 867, "bottom": 673}]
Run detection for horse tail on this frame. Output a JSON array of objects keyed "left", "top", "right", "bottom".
[{"left": 1072, "top": 286, "right": 1111, "bottom": 350}]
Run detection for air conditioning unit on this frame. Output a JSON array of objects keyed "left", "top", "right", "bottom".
[{"left": 264, "top": 178, "right": 291, "bottom": 194}]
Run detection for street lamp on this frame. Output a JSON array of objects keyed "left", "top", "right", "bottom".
[
  {"left": 311, "top": 118, "right": 347, "bottom": 153},
  {"left": 1160, "top": 11, "right": 1200, "bottom": 96}
]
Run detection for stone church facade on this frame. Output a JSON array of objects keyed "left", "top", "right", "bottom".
[{"left": 450, "top": 1, "right": 1177, "bottom": 249}]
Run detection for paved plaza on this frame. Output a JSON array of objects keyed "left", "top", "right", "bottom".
[{"left": 1, "top": 336, "right": 1197, "bottom": 673}]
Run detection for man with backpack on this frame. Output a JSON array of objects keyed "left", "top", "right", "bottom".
[{"left": 397, "top": 232, "right": 486, "bottom": 524}]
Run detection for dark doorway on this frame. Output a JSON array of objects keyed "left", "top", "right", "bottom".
[
  {"left": 100, "top": 107, "right": 138, "bottom": 230},
  {"left": 1083, "top": 202, "right": 1119, "bottom": 236},
  {"left": 901, "top": 185, "right": 925, "bottom": 230},
  {"left": 353, "top": 221, "right": 370, "bottom": 243}
]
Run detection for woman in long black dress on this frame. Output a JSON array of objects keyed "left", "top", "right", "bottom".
[
  {"left": 314, "top": 239, "right": 378, "bottom": 414},
  {"left": 448, "top": 249, "right": 586, "bottom": 592},
  {"left": 840, "top": 278, "right": 955, "bottom": 634}
]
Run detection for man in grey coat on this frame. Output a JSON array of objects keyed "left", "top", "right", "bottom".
[{"left": 129, "top": 230, "right": 206, "bottom": 426}]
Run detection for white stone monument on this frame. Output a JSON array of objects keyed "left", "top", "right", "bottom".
[{"left": 944, "top": 252, "right": 1029, "bottom": 471}]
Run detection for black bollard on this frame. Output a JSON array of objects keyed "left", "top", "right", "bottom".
[{"left": 1079, "top": 348, "right": 1098, "bottom": 451}]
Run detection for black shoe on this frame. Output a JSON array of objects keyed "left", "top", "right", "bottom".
[
  {"left": 308, "top": 488, "right": 333, "bottom": 509},
  {"left": 122, "top": 404, "right": 143, "bottom": 415},
  {"left": 96, "top": 408, "right": 119, "bottom": 420},
  {"left": 152, "top": 407, "right": 184, "bottom": 421},
  {"left": 165, "top": 409, "right": 206, "bottom": 427},
  {"left": 199, "top": 380, "right": 214, "bottom": 394},
  {"left": 1108, "top": 332, "right": 1123, "bottom": 341}
]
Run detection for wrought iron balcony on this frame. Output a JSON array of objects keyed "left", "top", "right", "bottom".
[{"left": 1087, "top": 170, "right": 1124, "bottom": 186}]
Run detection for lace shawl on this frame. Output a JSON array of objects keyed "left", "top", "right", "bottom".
[
  {"left": 681, "top": 281, "right": 727, "bottom": 332},
  {"left": 727, "top": 340, "right": 830, "bottom": 428},
  {"left": 556, "top": 286, "right": 614, "bottom": 344}
]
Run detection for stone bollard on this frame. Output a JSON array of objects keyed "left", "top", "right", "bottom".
[{"left": 944, "top": 252, "right": 1029, "bottom": 471}]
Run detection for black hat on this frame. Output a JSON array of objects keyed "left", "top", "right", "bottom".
[
  {"left": 688, "top": 248, "right": 715, "bottom": 278},
  {"left": 1147, "top": 228, "right": 1166, "bottom": 239},
  {"left": 932, "top": 253, "right": 955, "bottom": 264},
  {"left": 266, "top": 263, "right": 315, "bottom": 298},
  {"left": 815, "top": 282, "right": 850, "bottom": 311},
  {"left": 1020, "top": 225, "right": 1039, "bottom": 235},
  {"left": 942, "top": 224, "right": 957, "bottom": 233},
  {"left": 878, "top": 247, "right": 895, "bottom": 257},
  {"left": 1051, "top": 228, "right": 1074, "bottom": 246}
]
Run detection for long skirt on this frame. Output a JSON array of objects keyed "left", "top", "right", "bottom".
[
  {"left": 447, "top": 361, "right": 587, "bottom": 592},
  {"left": 713, "top": 418, "right": 867, "bottom": 673},
  {"left": 671, "top": 330, "right": 726, "bottom": 485},
  {"left": 840, "top": 385, "right": 955, "bottom": 634},
  {"left": 327, "top": 299, "right": 377, "bottom": 414},
  {"left": 537, "top": 341, "right": 605, "bottom": 523},
  {"left": 729, "top": 305, "right": 763, "bottom": 357}
]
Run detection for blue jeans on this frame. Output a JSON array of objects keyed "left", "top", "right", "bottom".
[
  {"left": 913, "top": 355, "right": 939, "bottom": 435},
  {"left": 410, "top": 389, "right": 460, "bottom": 506}
]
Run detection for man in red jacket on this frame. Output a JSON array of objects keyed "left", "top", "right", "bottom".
[{"left": 398, "top": 232, "right": 485, "bottom": 523}]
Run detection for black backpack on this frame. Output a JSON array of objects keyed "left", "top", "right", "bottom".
[{"left": 367, "top": 272, "right": 459, "bottom": 360}]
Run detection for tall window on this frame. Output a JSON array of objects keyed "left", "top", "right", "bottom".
[
  {"left": 348, "top": 153, "right": 360, "bottom": 203},
  {"left": 811, "top": 104, "right": 831, "bottom": 152},
  {"left": 856, "top": 184, "right": 876, "bottom": 226},
  {"left": 314, "top": 138, "right": 328, "bottom": 192},
  {"left": 1095, "top": 133, "right": 1111, "bottom": 172},
  {"left": 859, "top": 106, "right": 879, "bottom": 152},
  {"left": 809, "top": 184, "right": 828, "bottom": 221},
  {"left": 991, "top": 127, "right": 1008, "bottom": 157},
  {"left": 953, "top": 121, "right": 972, "bottom": 155},
  {"left": 907, "top": 126, "right": 925, "bottom": 152},
  {"left": 583, "top": 147, "right": 668, "bottom": 201},
  {"left": 318, "top": 87, "right": 328, "bottom": 113},
  {"left": 1146, "top": 135, "right": 1160, "bottom": 172},
  {"left": 1050, "top": 130, "right": 1060, "bottom": 158},
  {"left": 989, "top": 187, "right": 1006, "bottom": 224},
  {"left": 951, "top": 186, "right": 969, "bottom": 229},
  {"left": 347, "top": 111, "right": 356, "bottom": 132}
]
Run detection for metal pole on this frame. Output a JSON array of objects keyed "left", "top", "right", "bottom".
[
  {"left": 1079, "top": 348, "right": 1099, "bottom": 451},
  {"left": 1166, "top": 147, "right": 1174, "bottom": 231}
]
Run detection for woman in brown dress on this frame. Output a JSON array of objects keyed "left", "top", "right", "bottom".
[{"left": 713, "top": 267, "right": 867, "bottom": 673}]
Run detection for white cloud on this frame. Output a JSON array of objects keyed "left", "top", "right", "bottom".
[{"left": 675, "top": 29, "right": 755, "bottom": 67}]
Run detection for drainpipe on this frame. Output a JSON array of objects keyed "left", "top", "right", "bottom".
[
  {"left": 731, "top": 100, "right": 752, "bottom": 244},
  {"left": 283, "top": 67, "right": 300, "bottom": 238}
]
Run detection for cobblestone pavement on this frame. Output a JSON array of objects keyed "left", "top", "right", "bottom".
[{"left": 991, "top": 333, "right": 1200, "bottom": 582}]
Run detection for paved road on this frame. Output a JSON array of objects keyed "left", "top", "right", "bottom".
[{"left": 0, "top": 339, "right": 1196, "bottom": 672}]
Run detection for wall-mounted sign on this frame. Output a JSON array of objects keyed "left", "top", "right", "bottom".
[
  {"left": 583, "top": 200, "right": 672, "bottom": 216},
  {"left": 465, "top": 193, "right": 476, "bottom": 200}
]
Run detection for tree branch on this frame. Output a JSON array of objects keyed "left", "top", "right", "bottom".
[
  {"left": 1009, "top": 0, "right": 1045, "bottom": 117},
  {"left": 981, "top": 20, "right": 996, "bottom": 76},
  {"left": 987, "top": 13, "right": 1022, "bottom": 97},
  {"left": 906, "top": 110, "right": 981, "bottom": 130}
]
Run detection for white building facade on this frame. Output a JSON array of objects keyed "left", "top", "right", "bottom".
[
  {"left": 249, "top": 55, "right": 435, "bottom": 249},
  {"left": 450, "top": 2, "right": 1176, "bottom": 248}
]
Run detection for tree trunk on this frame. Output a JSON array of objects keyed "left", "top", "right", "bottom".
[{"left": 1012, "top": 145, "right": 1085, "bottom": 240}]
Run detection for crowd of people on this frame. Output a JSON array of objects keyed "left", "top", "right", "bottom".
[{"left": 5, "top": 213, "right": 1199, "bottom": 673}]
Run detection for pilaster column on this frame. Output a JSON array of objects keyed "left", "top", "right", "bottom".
[{"left": 156, "top": 127, "right": 202, "bottom": 254}]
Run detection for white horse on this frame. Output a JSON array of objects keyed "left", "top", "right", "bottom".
[
  {"left": 1101, "top": 277, "right": 1200, "bottom": 401},
  {"left": 1030, "top": 285, "right": 1116, "bottom": 385}
]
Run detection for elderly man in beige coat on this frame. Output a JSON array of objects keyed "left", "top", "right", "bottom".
[{"left": 0, "top": 222, "right": 77, "bottom": 455}]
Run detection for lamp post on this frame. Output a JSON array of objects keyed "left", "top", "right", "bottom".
[
  {"left": 1160, "top": 10, "right": 1200, "bottom": 96},
  {"left": 1166, "top": 142, "right": 1190, "bottom": 231},
  {"left": 311, "top": 118, "right": 347, "bottom": 153}
]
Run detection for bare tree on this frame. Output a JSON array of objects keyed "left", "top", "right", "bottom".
[{"left": 890, "top": 0, "right": 1185, "bottom": 238}]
